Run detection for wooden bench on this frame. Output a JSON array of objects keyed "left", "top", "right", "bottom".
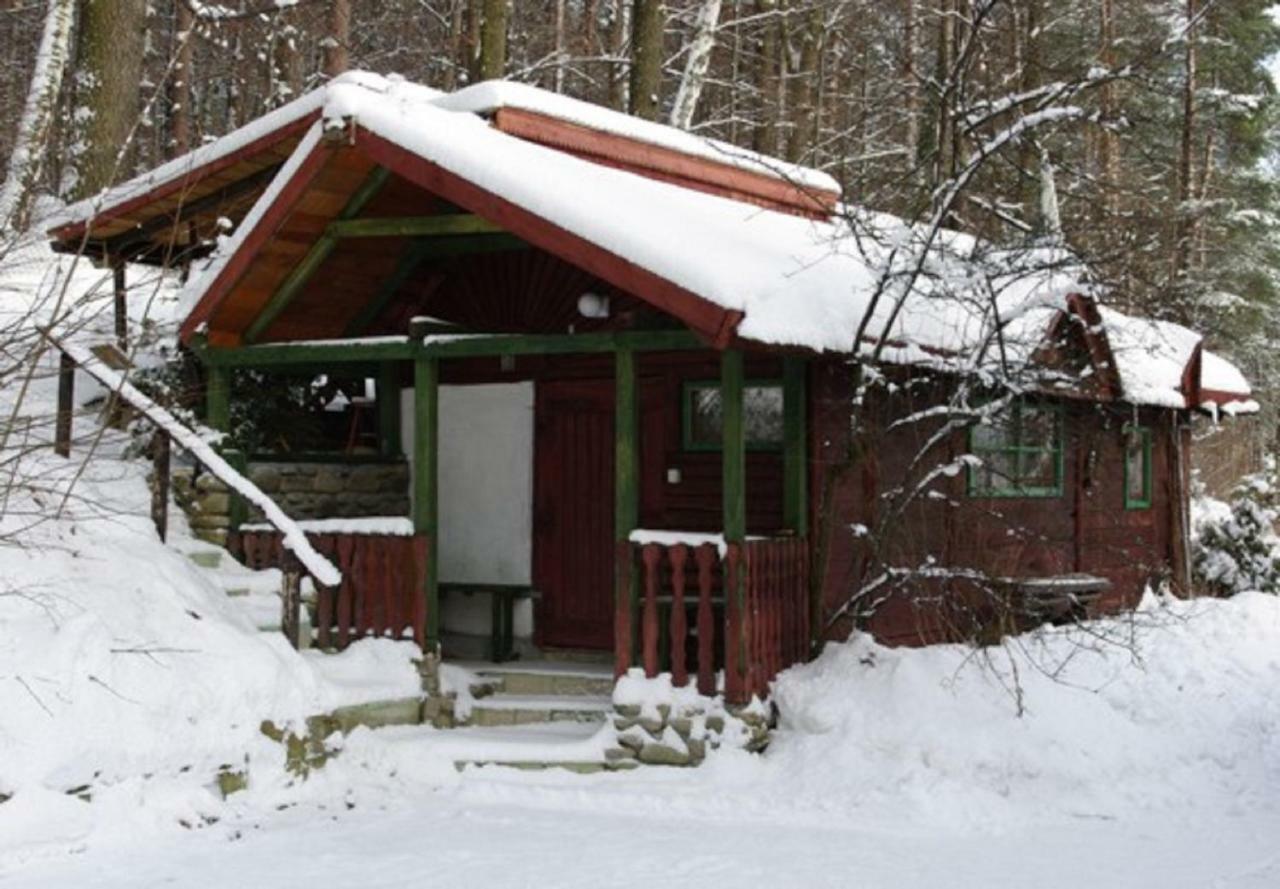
[
  {"left": 438, "top": 583, "right": 538, "bottom": 663},
  {"left": 1003, "top": 573, "right": 1111, "bottom": 621}
]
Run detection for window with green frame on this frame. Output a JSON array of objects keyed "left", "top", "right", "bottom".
[
  {"left": 1123, "top": 425, "right": 1153, "bottom": 509},
  {"left": 967, "top": 401, "right": 1064, "bottom": 497},
  {"left": 682, "top": 380, "right": 784, "bottom": 451}
]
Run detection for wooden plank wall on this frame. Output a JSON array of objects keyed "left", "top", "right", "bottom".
[
  {"left": 809, "top": 356, "right": 1180, "bottom": 647},
  {"left": 433, "top": 349, "right": 788, "bottom": 536}
]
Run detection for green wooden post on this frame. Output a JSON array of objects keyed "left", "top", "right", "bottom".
[
  {"left": 413, "top": 354, "right": 440, "bottom": 653},
  {"left": 783, "top": 356, "right": 808, "bottom": 536},
  {"left": 615, "top": 346, "right": 639, "bottom": 669},
  {"left": 721, "top": 349, "right": 746, "bottom": 542},
  {"left": 206, "top": 365, "right": 230, "bottom": 430},
  {"left": 205, "top": 365, "right": 246, "bottom": 528},
  {"left": 378, "top": 362, "right": 402, "bottom": 457}
]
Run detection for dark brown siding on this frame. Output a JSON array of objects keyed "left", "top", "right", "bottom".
[{"left": 809, "top": 356, "right": 1181, "bottom": 647}]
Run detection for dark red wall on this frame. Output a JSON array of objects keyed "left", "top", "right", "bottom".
[
  {"left": 437, "top": 349, "right": 787, "bottom": 536},
  {"left": 809, "top": 356, "right": 1184, "bottom": 647}
]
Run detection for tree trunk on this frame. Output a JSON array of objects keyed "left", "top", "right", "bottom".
[
  {"left": 325, "top": 0, "right": 351, "bottom": 78},
  {"left": 629, "top": 0, "right": 664, "bottom": 119},
  {"left": 444, "top": 0, "right": 465, "bottom": 90},
  {"left": 1173, "top": 0, "right": 1197, "bottom": 281},
  {"left": 0, "top": 0, "right": 75, "bottom": 231},
  {"left": 269, "top": 6, "right": 303, "bottom": 110},
  {"left": 68, "top": 0, "right": 146, "bottom": 201},
  {"left": 554, "top": 0, "right": 567, "bottom": 92},
  {"left": 785, "top": 4, "right": 824, "bottom": 163},
  {"left": 902, "top": 0, "right": 919, "bottom": 172},
  {"left": 606, "top": 0, "right": 629, "bottom": 111},
  {"left": 478, "top": 0, "right": 509, "bottom": 80},
  {"left": 169, "top": 0, "right": 195, "bottom": 157},
  {"left": 669, "top": 0, "right": 722, "bottom": 129}
]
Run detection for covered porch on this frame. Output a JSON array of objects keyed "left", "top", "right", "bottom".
[{"left": 205, "top": 327, "right": 812, "bottom": 704}]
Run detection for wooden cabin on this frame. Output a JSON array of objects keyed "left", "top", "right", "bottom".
[{"left": 48, "top": 74, "right": 1255, "bottom": 704}]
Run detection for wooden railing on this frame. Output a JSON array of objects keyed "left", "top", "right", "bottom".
[
  {"left": 232, "top": 527, "right": 428, "bottom": 650},
  {"left": 618, "top": 535, "right": 810, "bottom": 704}
]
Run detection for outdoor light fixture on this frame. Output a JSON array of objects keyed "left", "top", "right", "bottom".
[{"left": 577, "top": 292, "right": 610, "bottom": 319}]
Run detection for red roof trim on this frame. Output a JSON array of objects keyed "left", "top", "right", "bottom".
[
  {"left": 50, "top": 111, "right": 321, "bottom": 244},
  {"left": 179, "top": 137, "right": 333, "bottom": 344}
]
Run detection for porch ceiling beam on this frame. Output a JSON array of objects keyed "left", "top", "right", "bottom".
[
  {"left": 342, "top": 232, "right": 528, "bottom": 337},
  {"left": 202, "top": 338, "right": 417, "bottom": 367},
  {"left": 199, "top": 328, "right": 705, "bottom": 368},
  {"left": 327, "top": 214, "right": 505, "bottom": 239},
  {"left": 420, "top": 328, "right": 704, "bottom": 358},
  {"left": 243, "top": 166, "right": 392, "bottom": 345}
]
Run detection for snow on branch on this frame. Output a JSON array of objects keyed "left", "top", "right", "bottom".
[{"left": 48, "top": 335, "right": 341, "bottom": 586}]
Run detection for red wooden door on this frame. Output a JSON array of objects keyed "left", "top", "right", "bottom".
[{"left": 534, "top": 379, "right": 617, "bottom": 650}]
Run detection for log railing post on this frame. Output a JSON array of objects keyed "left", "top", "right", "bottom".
[
  {"left": 281, "top": 552, "right": 303, "bottom": 650},
  {"left": 55, "top": 352, "right": 75, "bottom": 457},
  {"left": 694, "top": 543, "right": 716, "bottom": 695},
  {"left": 669, "top": 543, "right": 689, "bottom": 686},
  {"left": 151, "top": 429, "right": 170, "bottom": 541},
  {"left": 641, "top": 543, "right": 661, "bottom": 676}
]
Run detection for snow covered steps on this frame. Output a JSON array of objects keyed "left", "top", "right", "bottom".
[{"left": 462, "top": 662, "right": 616, "bottom": 729}]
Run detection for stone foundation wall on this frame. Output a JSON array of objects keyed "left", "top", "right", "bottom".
[
  {"left": 173, "top": 459, "right": 410, "bottom": 546},
  {"left": 247, "top": 460, "right": 410, "bottom": 520}
]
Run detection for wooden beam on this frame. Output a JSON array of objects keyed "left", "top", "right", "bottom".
[
  {"left": 722, "top": 348, "right": 746, "bottom": 542},
  {"left": 783, "top": 355, "right": 807, "bottom": 536},
  {"left": 243, "top": 166, "right": 391, "bottom": 344},
  {"left": 422, "top": 329, "right": 703, "bottom": 359},
  {"left": 327, "top": 214, "right": 505, "bottom": 239},
  {"left": 342, "top": 233, "right": 527, "bottom": 337},
  {"left": 413, "top": 354, "right": 440, "bottom": 653},
  {"left": 202, "top": 329, "right": 703, "bottom": 368},
  {"left": 377, "top": 361, "right": 401, "bottom": 457},
  {"left": 615, "top": 346, "right": 639, "bottom": 671},
  {"left": 204, "top": 338, "right": 415, "bottom": 368}
]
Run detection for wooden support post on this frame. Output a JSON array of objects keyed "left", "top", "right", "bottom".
[
  {"left": 614, "top": 346, "right": 639, "bottom": 673},
  {"left": 113, "top": 260, "right": 127, "bottom": 352},
  {"left": 722, "top": 349, "right": 746, "bottom": 542},
  {"left": 151, "top": 429, "right": 171, "bottom": 542},
  {"left": 783, "top": 356, "right": 808, "bottom": 536},
  {"left": 413, "top": 354, "right": 440, "bottom": 654},
  {"left": 281, "top": 554, "right": 303, "bottom": 650},
  {"left": 205, "top": 364, "right": 246, "bottom": 528},
  {"left": 722, "top": 349, "right": 748, "bottom": 701},
  {"left": 206, "top": 365, "right": 230, "bottom": 430},
  {"left": 55, "top": 353, "right": 75, "bottom": 457},
  {"left": 378, "top": 362, "right": 402, "bottom": 457}
]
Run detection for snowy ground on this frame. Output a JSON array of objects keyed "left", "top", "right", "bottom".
[{"left": 2, "top": 238, "right": 1279, "bottom": 887}]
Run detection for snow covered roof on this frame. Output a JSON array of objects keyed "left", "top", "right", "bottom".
[
  {"left": 52, "top": 72, "right": 1248, "bottom": 414},
  {"left": 1099, "top": 308, "right": 1256, "bottom": 415}
]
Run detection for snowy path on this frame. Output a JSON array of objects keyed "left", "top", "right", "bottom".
[{"left": 3, "top": 773, "right": 1279, "bottom": 889}]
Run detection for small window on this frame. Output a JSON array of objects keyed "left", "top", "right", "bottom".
[
  {"left": 967, "top": 401, "right": 1064, "bottom": 497},
  {"left": 683, "top": 380, "right": 784, "bottom": 451},
  {"left": 1124, "top": 425, "right": 1152, "bottom": 509}
]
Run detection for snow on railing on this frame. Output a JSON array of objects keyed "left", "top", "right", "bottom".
[{"left": 44, "top": 332, "right": 341, "bottom": 586}]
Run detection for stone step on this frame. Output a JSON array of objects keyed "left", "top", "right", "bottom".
[
  {"left": 466, "top": 693, "right": 612, "bottom": 727},
  {"left": 185, "top": 549, "right": 224, "bottom": 570},
  {"left": 468, "top": 663, "right": 616, "bottom": 698}
]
